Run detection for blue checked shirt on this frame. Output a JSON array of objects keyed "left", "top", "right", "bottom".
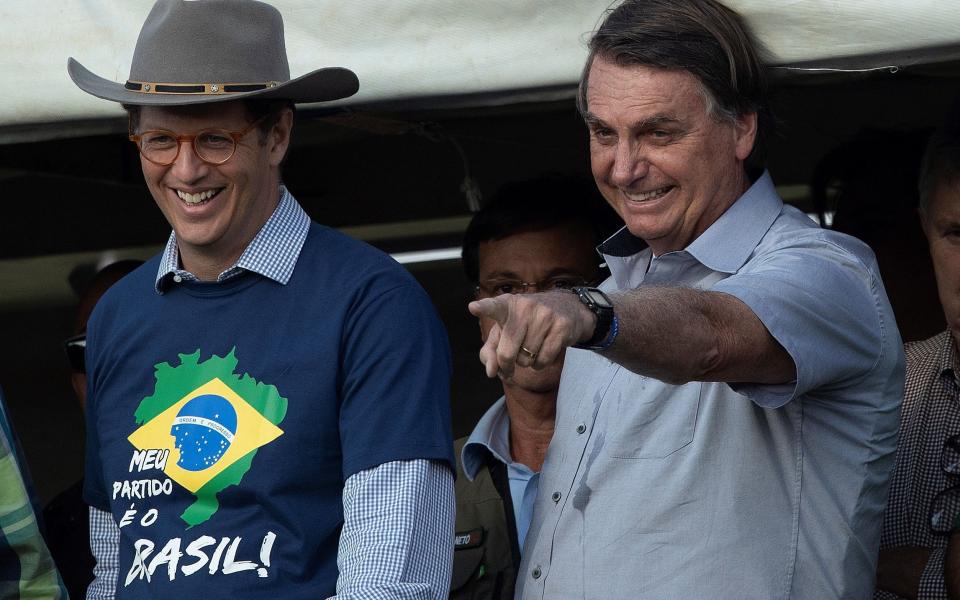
[{"left": 88, "top": 187, "right": 454, "bottom": 599}]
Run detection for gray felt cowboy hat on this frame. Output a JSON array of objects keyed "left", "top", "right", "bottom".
[{"left": 67, "top": 0, "right": 358, "bottom": 106}]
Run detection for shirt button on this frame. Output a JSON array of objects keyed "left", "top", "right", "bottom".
[
  {"left": 576, "top": 423, "right": 586, "bottom": 434},
  {"left": 532, "top": 566, "right": 542, "bottom": 579},
  {"left": 173, "top": 274, "right": 182, "bottom": 283},
  {"left": 551, "top": 491, "right": 561, "bottom": 502}
]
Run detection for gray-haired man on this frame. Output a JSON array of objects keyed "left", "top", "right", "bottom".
[
  {"left": 877, "top": 124, "right": 960, "bottom": 599},
  {"left": 468, "top": 1, "right": 905, "bottom": 598},
  {"left": 68, "top": 1, "right": 454, "bottom": 597}
]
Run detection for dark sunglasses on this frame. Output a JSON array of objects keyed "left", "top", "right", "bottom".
[{"left": 63, "top": 333, "right": 86, "bottom": 373}]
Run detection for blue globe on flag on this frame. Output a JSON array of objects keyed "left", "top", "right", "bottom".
[{"left": 170, "top": 394, "right": 238, "bottom": 472}]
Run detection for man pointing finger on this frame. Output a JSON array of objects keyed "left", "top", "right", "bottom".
[{"left": 479, "top": 1, "right": 905, "bottom": 598}]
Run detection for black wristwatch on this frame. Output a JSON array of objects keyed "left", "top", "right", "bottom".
[{"left": 571, "top": 287, "right": 617, "bottom": 350}]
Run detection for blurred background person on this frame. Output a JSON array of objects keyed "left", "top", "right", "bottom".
[
  {"left": 876, "top": 122, "right": 960, "bottom": 598},
  {"left": 42, "top": 260, "right": 141, "bottom": 600}
]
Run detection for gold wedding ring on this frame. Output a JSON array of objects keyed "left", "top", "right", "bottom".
[{"left": 520, "top": 346, "right": 538, "bottom": 360}]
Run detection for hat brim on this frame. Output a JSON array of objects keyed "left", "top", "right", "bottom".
[{"left": 67, "top": 57, "right": 358, "bottom": 106}]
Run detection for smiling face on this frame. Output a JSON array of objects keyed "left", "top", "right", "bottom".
[
  {"left": 476, "top": 224, "right": 600, "bottom": 394},
  {"left": 136, "top": 101, "right": 292, "bottom": 278},
  {"left": 924, "top": 182, "right": 960, "bottom": 348},
  {"left": 584, "top": 57, "right": 756, "bottom": 255}
]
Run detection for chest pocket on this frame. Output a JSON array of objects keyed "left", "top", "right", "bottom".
[{"left": 604, "top": 375, "right": 702, "bottom": 459}]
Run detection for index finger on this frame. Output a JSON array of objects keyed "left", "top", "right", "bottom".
[{"left": 468, "top": 296, "right": 510, "bottom": 325}]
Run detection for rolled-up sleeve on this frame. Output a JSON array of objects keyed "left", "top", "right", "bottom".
[
  {"left": 333, "top": 459, "right": 454, "bottom": 600},
  {"left": 87, "top": 506, "right": 119, "bottom": 600}
]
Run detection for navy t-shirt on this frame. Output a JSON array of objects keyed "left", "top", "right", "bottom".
[{"left": 84, "top": 223, "right": 454, "bottom": 597}]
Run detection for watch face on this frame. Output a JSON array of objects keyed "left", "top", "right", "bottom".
[{"left": 584, "top": 289, "right": 613, "bottom": 309}]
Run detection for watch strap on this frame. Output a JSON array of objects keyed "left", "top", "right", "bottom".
[{"left": 571, "top": 287, "right": 616, "bottom": 350}]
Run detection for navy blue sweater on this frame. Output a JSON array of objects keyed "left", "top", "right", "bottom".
[{"left": 85, "top": 223, "right": 453, "bottom": 597}]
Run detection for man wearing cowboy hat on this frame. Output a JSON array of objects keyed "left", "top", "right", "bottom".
[{"left": 68, "top": 1, "right": 455, "bottom": 598}]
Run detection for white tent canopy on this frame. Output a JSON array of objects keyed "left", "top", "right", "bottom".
[{"left": 2, "top": 0, "right": 960, "bottom": 128}]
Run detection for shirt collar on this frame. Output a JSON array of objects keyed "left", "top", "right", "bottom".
[
  {"left": 461, "top": 397, "right": 512, "bottom": 481},
  {"left": 598, "top": 171, "right": 783, "bottom": 287},
  {"left": 155, "top": 186, "right": 311, "bottom": 293}
]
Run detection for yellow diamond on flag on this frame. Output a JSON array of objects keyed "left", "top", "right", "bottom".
[{"left": 127, "top": 377, "right": 284, "bottom": 493}]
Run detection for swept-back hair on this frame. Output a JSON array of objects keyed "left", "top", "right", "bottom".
[{"left": 578, "top": 0, "right": 771, "bottom": 164}]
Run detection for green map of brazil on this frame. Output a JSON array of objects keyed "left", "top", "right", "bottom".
[{"left": 127, "top": 349, "right": 288, "bottom": 527}]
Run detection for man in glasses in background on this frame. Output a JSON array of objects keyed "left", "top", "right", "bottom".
[
  {"left": 877, "top": 122, "right": 960, "bottom": 599},
  {"left": 451, "top": 177, "right": 618, "bottom": 599},
  {"left": 67, "top": 0, "right": 454, "bottom": 597}
]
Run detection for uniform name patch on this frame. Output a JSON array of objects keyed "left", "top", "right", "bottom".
[{"left": 454, "top": 528, "right": 484, "bottom": 550}]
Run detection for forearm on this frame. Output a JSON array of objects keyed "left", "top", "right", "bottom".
[
  {"left": 470, "top": 285, "right": 795, "bottom": 385},
  {"left": 333, "top": 459, "right": 454, "bottom": 600},
  {"left": 604, "top": 287, "right": 795, "bottom": 385},
  {"left": 88, "top": 506, "right": 119, "bottom": 600}
]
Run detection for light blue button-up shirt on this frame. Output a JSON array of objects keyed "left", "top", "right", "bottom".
[
  {"left": 518, "top": 172, "right": 905, "bottom": 600},
  {"left": 462, "top": 397, "right": 541, "bottom": 550}
]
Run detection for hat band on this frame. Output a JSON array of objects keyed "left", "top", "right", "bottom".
[{"left": 124, "top": 80, "right": 280, "bottom": 95}]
